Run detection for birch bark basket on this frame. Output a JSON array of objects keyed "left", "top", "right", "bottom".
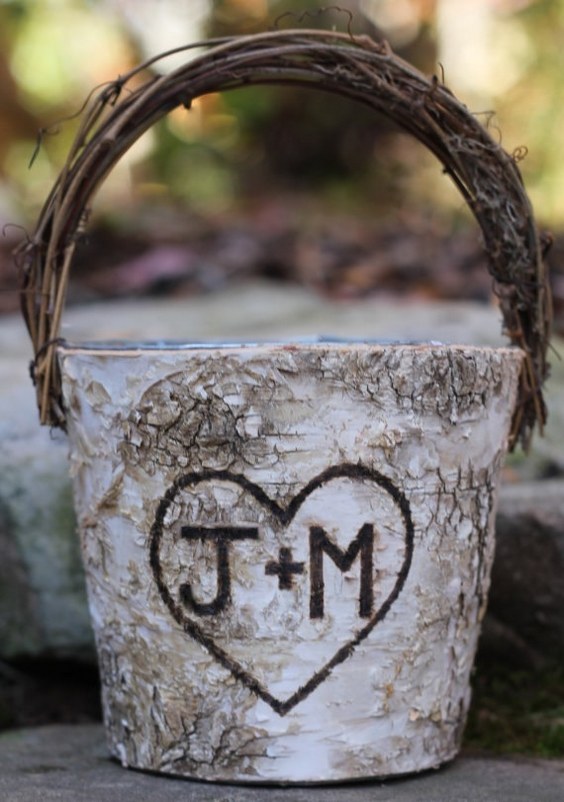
[
  {"left": 16, "top": 28, "right": 550, "bottom": 786},
  {"left": 58, "top": 341, "right": 522, "bottom": 782}
]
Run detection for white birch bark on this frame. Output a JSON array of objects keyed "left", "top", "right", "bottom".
[{"left": 59, "top": 342, "right": 522, "bottom": 782}]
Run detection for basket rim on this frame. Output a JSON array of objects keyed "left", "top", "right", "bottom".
[
  {"left": 15, "top": 28, "right": 551, "bottom": 448},
  {"left": 56, "top": 341, "right": 528, "bottom": 355}
]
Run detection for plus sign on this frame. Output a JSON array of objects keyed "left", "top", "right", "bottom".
[{"left": 265, "top": 547, "right": 305, "bottom": 590}]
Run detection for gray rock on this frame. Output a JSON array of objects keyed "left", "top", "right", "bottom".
[
  {"left": 1, "top": 724, "right": 563, "bottom": 802},
  {"left": 0, "top": 356, "right": 92, "bottom": 661},
  {"left": 0, "top": 500, "right": 41, "bottom": 657},
  {"left": 484, "top": 479, "right": 564, "bottom": 667},
  {"left": 1, "top": 284, "right": 562, "bottom": 663}
]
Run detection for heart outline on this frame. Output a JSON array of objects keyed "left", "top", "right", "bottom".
[{"left": 149, "top": 463, "right": 414, "bottom": 716}]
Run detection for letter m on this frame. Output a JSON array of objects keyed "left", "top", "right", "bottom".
[{"left": 309, "top": 524, "right": 374, "bottom": 619}]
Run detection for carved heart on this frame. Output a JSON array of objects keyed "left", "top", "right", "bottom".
[{"left": 150, "top": 463, "right": 413, "bottom": 716}]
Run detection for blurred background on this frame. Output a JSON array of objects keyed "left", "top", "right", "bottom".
[{"left": 0, "top": 0, "right": 563, "bottom": 321}]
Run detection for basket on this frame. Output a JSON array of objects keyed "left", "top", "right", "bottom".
[{"left": 16, "top": 29, "right": 551, "bottom": 784}]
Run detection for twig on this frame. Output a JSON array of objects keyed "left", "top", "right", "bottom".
[{"left": 14, "top": 29, "right": 551, "bottom": 448}]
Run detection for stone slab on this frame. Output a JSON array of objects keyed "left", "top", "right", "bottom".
[
  {"left": 1, "top": 282, "right": 563, "bottom": 662},
  {"left": 489, "top": 478, "right": 564, "bottom": 666},
  {"left": 1, "top": 724, "right": 563, "bottom": 802},
  {"left": 0, "top": 284, "right": 511, "bottom": 662}
]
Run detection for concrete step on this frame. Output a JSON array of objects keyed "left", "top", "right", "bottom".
[{"left": 1, "top": 724, "right": 563, "bottom": 802}]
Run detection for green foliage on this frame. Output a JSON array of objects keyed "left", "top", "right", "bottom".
[
  {"left": 2, "top": 0, "right": 564, "bottom": 227},
  {"left": 466, "top": 665, "right": 564, "bottom": 758},
  {"left": 147, "top": 117, "right": 238, "bottom": 213},
  {"left": 495, "top": 0, "right": 564, "bottom": 225}
]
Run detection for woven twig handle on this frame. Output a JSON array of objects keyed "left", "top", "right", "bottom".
[{"left": 15, "top": 29, "right": 551, "bottom": 448}]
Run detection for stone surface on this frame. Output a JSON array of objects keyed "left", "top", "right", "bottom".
[
  {"left": 1, "top": 724, "right": 564, "bottom": 801},
  {"left": 0, "top": 355, "right": 92, "bottom": 661},
  {"left": 1, "top": 281, "right": 563, "bottom": 666},
  {"left": 487, "top": 479, "right": 564, "bottom": 666}
]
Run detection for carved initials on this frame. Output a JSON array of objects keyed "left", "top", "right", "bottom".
[
  {"left": 309, "top": 524, "right": 375, "bottom": 619},
  {"left": 179, "top": 526, "right": 259, "bottom": 615},
  {"left": 180, "top": 522, "right": 377, "bottom": 620},
  {"left": 151, "top": 466, "right": 413, "bottom": 715}
]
